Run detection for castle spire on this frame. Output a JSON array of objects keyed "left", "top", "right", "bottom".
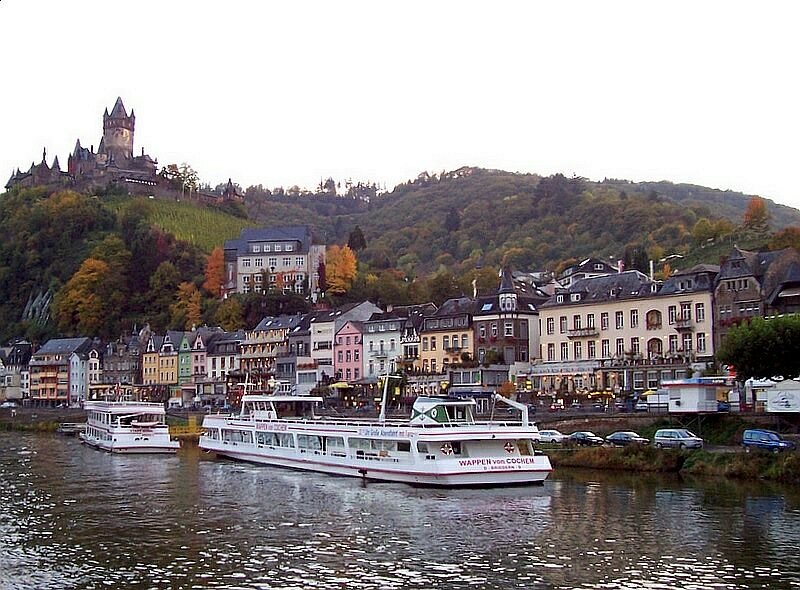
[
  {"left": 52, "top": 155, "right": 60, "bottom": 171},
  {"left": 110, "top": 96, "right": 128, "bottom": 118},
  {"left": 42, "top": 147, "right": 47, "bottom": 163}
]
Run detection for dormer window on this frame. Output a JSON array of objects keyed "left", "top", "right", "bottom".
[
  {"left": 594, "top": 263, "right": 603, "bottom": 270},
  {"left": 556, "top": 294, "right": 564, "bottom": 303},
  {"left": 570, "top": 293, "right": 581, "bottom": 302}
]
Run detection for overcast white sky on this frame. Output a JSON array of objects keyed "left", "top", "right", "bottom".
[{"left": 1, "top": 1, "right": 798, "bottom": 207}]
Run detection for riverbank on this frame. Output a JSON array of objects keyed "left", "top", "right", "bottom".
[{"left": 548, "top": 445, "right": 800, "bottom": 485}]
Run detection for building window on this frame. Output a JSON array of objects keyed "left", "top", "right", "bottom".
[
  {"left": 668, "top": 305, "right": 677, "bottom": 324},
  {"left": 559, "top": 316, "right": 567, "bottom": 333},
  {"left": 615, "top": 311, "right": 624, "bottom": 330},
  {"left": 431, "top": 337, "right": 437, "bottom": 351},
  {"left": 669, "top": 334, "right": 678, "bottom": 352},
  {"left": 573, "top": 341, "right": 582, "bottom": 360},
  {"left": 422, "top": 337, "right": 428, "bottom": 351},
  {"left": 616, "top": 338, "right": 625, "bottom": 356},
  {"left": 283, "top": 257, "right": 291, "bottom": 267},
  {"left": 491, "top": 323, "right": 498, "bottom": 337},
  {"left": 479, "top": 324, "right": 487, "bottom": 338},
  {"left": 601, "top": 312, "right": 609, "bottom": 330},
  {"left": 572, "top": 315, "right": 581, "bottom": 330},
  {"left": 633, "top": 372, "right": 644, "bottom": 390},
  {"left": 443, "top": 336, "right": 450, "bottom": 350},
  {"left": 647, "top": 371, "right": 659, "bottom": 390},
  {"left": 268, "top": 257, "right": 277, "bottom": 267},
  {"left": 680, "top": 302, "right": 692, "bottom": 321},
  {"left": 242, "top": 258, "right": 251, "bottom": 267},
  {"left": 587, "top": 314, "right": 595, "bottom": 329},
  {"left": 630, "top": 309, "right": 639, "bottom": 329},
  {"left": 560, "top": 342, "right": 569, "bottom": 361},
  {"left": 296, "top": 257, "right": 304, "bottom": 266},
  {"left": 431, "top": 359, "right": 437, "bottom": 373},
  {"left": 696, "top": 303, "right": 705, "bottom": 322},
  {"left": 504, "top": 322, "right": 513, "bottom": 337},
  {"left": 697, "top": 332, "right": 706, "bottom": 353},
  {"left": 601, "top": 339, "right": 610, "bottom": 358},
  {"left": 631, "top": 337, "right": 640, "bottom": 355},
  {"left": 588, "top": 340, "right": 596, "bottom": 359},
  {"left": 461, "top": 335, "right": 468, "bottom": 349},
  {"left": 683, "top": 333, "right": 693, "bottom": 351},
  {"left": 547, "top": 343, "right": 555, "bottom": 361}
]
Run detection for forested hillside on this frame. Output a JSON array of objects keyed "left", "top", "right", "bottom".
[{"left": 1, "top": 168, "right": 798, "bottom": 343}]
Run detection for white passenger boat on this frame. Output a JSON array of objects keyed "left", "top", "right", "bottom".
[
  {"left": 200, "top": 392, "right": 551, "bottom": 487},
  {"left": 79, "top": 400, "right": 180, "bottom": 453}
]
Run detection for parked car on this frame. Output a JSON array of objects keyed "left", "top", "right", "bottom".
[
  {"left": 568, "top": 431, "right": 605, "bottom": 446},
  {"left": 605, "top": 431, "right": 649, "bottom": 447},
  {"left": 0, "top": 401, "right": 18, "bottom": 409},
  {"left": 634, "top": 400, "right": 649, "bottom": 412},
  {"left": 533, "top": 429, "right": 568, "bottom": 444},
  {"left": 742, "top": 429, "right": 797, "bottom": 454},
  {"left": 653, "top": 428, "right": 704, "bottom": 450}
]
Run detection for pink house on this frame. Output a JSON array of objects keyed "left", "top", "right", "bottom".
[{"left": 334, "top": 321, "right": 363, "bottom": 384}]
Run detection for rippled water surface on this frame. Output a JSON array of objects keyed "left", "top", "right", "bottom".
[{"left": 1, "top": 432, "right": 799, "bottom": 589}]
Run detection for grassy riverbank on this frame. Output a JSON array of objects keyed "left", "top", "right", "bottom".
[{"left": 549, "top": 446, "right": 800, "bottom": 485}]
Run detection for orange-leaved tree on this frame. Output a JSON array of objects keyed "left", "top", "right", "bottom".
[
  {"left": 325, "top": 245, "right": 357, "bottom": 295},
  {"left": 203, "top": 246, "right": 225, "bottom": 297}
]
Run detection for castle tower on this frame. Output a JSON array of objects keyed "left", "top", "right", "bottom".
[{"left": 102, "top": 97, "right": 135, "bottom": 161}]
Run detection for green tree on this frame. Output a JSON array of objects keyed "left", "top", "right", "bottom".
[
  {"left": 148, "top": 261, "right": 181, "bottom": 331},
  {"left": 213, "top": 297, "right": 245, "bottom": 330},
  {"left": 347, "top": 226, "right": 367, "bottom": 252},
  {"left": 717, "top": 316, "right": 800, "bottom": 381}
]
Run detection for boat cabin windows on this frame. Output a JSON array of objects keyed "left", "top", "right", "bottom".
[
  {"left": 255, "top": 432, "right": 295, "bottom": 448},
  {"left": 349, "top": 438, "right": 412, "bottom": 459},
  {"left": 297, "top": 434, "right": 323, "bottom": 451},
  {"left": 222, "top": 429, "right": 253, "bottom": 444}
]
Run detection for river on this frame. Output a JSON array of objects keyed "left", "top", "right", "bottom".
[{"left": 1, "top": 432, "right": 799, "bottom": 590}]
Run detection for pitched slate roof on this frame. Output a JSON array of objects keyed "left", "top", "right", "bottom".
[
  {"left": 33, "top": 337, "right": 91, "bottom": 357},
  {"left": 225, "top": 225, "right": 313, "bottom": 256},
  {"left": 541, "top": 270, "right": 653, "bottom": 307}
]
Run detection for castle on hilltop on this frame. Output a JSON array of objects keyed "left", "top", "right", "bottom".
[
  {"left": 5, "top": 98, "right": 243, "bottom": 204},
  {"left": 6, "top": 98, "right": 158, "bottom": 193}
]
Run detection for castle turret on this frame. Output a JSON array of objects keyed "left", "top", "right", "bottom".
[{"left": 102, "top": 97, "right": 135, "bottom": 161}]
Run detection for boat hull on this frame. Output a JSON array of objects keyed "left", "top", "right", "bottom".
[
  {"left": 80, "top": 432, "right": 179, "bottom": 454},
  {"left": 200, "top": 439, "right": 551, "bottom": 487}
]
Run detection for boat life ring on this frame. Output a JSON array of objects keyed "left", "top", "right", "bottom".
[
  {"left": 504, "top": 441, "right": 515, "bottom": 453},
  {"left": 440, "top": 442, "right": 454, "bottom": 455}
]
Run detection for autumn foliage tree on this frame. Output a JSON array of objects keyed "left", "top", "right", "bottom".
[
  {"left": 54, "top": 258, "right": 124, "bottom": 338},
  {"left": 170, "top": 282, "right": 203, "bottom": 330},
  {"left": 743, "top": 196, "right": 770, "bottom": 234},
  {"left": 325, "top": 245, "right": 357, "bottom": 295},
  {"left": 203, "top": 246, "right": 225, "bottom": 297}
]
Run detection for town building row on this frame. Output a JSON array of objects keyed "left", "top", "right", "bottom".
[{"left": 2, "top": 247, "right": 799, "bottom": 408}]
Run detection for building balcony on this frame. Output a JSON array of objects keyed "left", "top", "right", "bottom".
[
  {"left": 567, "top": 327, "right": 599, "bottom": 339},
  {"left": 673, "top": 318, "right": 694, "bottom": 331}
]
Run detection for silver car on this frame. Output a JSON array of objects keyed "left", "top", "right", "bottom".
[
  {"left": 653, "top": 428, "right": 704, "bottom": 450},
  {"left": 533, "top": 429, "right": 568, "bottom": 444}
]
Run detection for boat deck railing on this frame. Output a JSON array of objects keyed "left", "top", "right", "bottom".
[{"left": 211, "top": 414, "right": 529, "bottom": 429}]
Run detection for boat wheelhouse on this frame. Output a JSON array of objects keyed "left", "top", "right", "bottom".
[
  {"left": 200, "top": 393, "right": 551, "bottom": 487},
  {"left": 80, "top": 400, "right": 180, "bottom": 453}
]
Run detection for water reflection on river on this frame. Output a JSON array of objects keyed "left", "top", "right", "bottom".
[{"left": 1, "top": 432, "right": 799, "bottom": 589}]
